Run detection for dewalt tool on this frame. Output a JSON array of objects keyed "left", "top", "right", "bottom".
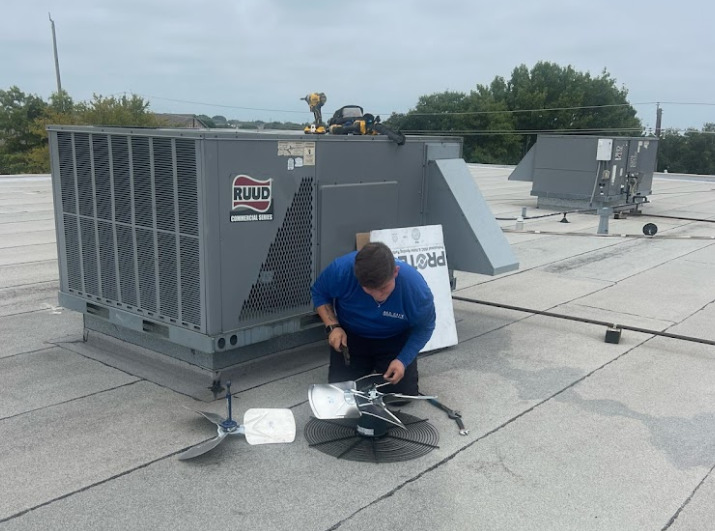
[
  {"left": 327, "top": 105, "right": 405, "bottom": 145},
  {"left": 301, "top": 92, "right": 327, "bottom": 134}
]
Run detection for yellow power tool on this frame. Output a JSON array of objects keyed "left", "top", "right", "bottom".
[{"left": 301, "top": 92, "right": 327, "bottom": 134}]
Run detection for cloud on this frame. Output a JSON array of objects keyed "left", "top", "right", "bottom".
[{"left": 1, "top": 0, "right": 713, "bottom": 128}]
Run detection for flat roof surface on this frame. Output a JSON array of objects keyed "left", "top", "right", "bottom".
[{"left": 1, "top": 166, "right": 715, "bottom": 530}]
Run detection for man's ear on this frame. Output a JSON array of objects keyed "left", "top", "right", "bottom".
[{"left": 394, "top": 265, "right": 400, "bottom": 278}]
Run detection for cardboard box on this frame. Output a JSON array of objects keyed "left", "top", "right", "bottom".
[{"left": 355, "top": 232, "right": 371, "bottom": 251}]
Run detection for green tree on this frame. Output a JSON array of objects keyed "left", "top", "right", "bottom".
[
  {"left": 0, "top": 86, "right": 48, "bottom": 173},
  {"left": 505, "top": 62, "right": 642, "bottom": 154},
  {"left": 658, "top": 124, "right": 715, "bottom": 175},
  {"left": 211, "top": 115, "right": 228, "bottom": 127},
  {"left": 26, "top": 93, "right": 164, "bottom": 173},
  {"left": 387, "top": 90, "right": 470, "bottom": 133},
  {"left": 387, "top": 62, "right": 643, "bottom": 164},
  {"left": 198, "top": 114, "right": 217, "bottom": 128}
]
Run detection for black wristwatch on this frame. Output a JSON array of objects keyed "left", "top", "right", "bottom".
[{"left": 325, "top": 324, "right": 341, "bottom": 335}]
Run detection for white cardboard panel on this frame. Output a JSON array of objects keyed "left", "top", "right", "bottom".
[{"left": 370, "top": 224, "right": 459, "bottom": 353}]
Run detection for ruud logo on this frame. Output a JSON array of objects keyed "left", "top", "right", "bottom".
[{"left": 230, "top": 174, "right": 274, "bottom": 222}]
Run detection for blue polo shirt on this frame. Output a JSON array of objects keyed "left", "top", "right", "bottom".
[{"left": 311, "top": 251, "right": 436, "bottom": 367}]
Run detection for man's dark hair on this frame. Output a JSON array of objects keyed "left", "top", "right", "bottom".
[{"left": 354, "top": 242, "right": 396, "bottom": 288}]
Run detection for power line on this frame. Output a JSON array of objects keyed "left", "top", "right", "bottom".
[
  {"left": 124, "top": 91, "right": 715, "bottom": 123},
  {"left": 400, "top": 127, "right": 647, "bottom": 136},
  {"left": 130, "top": 93, "right": 648, "bottom": 118},
  {"left": 132, "top": 93, "right": 310, "bottom": 114},
  {"left": 397, "top": 102, "right": 658, "bottom": 117},
  {"left": 657, "top": 101, "right": 715, "bottom": 107},
  {"left": 403, "top": 127, "right": 644, "bottom": 133}
]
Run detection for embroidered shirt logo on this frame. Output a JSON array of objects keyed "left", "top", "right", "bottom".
[{"left": 383, "top": 311, "right": 406, "bottom": 320}]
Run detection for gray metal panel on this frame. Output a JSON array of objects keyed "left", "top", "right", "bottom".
[
  {"left": 51, "top": 129, "right": 205, "bottom": 333},
  {"left": 601, "top": 138, "right": 630, "bottom": 198},
  {"left": 201, "top": 138, "right": 222, "bottom": 335},
  {"left": 519, "top": 135, "right": 658, "bottom": 204},
  {"left": 425, "top": 142, "right": 462, "bottom": 161},
  {"left": 508, "top": 143, "right": 536, "bottom": 182},
  {"left": 214, "top": 138, "right": 316, "bottom": 332},
  {"left": 531, "top": 169, "right": 599, "bottom": 199},
  {"left": 426, "top": 158, "right": 519, "bottom": 275},
  {"left": 628, "top": 138, "right": 659, "bottom": 196},
  {"left": 318, "top": 182, "right": 399, "bottom": 270},
  {"left": 628, "top": 138, "right": 658, "bottom": 173},
  {"left": 47, "top": 131, "right": 69, "bottom": 294},
  {"left": 534, "top": 136, "right": 600, "bottom": 173},
  {"left": 315, "top": 138, "right": 426, "bottom": 231}
]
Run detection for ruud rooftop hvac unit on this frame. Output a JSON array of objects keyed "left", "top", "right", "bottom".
[
  {"left": 509, "top": 134, "right": 659, "bottom": 210},
  {"left": 47, "top": 126, "right": 518, "bottom": 371}
]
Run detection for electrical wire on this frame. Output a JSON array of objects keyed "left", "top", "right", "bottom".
[
  {"left": 402, "top": 129, "right": 648, "bottom": 136},
  {"left": 400, "top": 102, "right": 656, "bottom": 117},
  {"left": 452, "top": 295, "right": 715, "bottom": 348},
  {"left": 402, "top": 127, "right": 645, "bottom": 133},
  {"left": 128, "top": 92, "right": 311, "bottom": 114},
  {"left": 119, "top": 91, "right": 715, "bottom": 122},
  {"left": 495, "top": 208, "right": 593, "bottom": 221},
  {"left": 500, "top": 229, "right": 715, "bottom": 241},
  {"left": 642, "top": 214, "right": 715, "bottom": 224},
  {"left": 588, "top": 160, "right": 602, "bottom": 207}
]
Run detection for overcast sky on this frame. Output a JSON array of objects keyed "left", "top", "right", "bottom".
[{"left": 2, "top": 0, "right": 714, "bottom": 131}]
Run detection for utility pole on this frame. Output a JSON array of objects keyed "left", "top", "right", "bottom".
[
  {"left": 655, "top": 102, "right": 663, "bottom": 137},
  {"left": 48, "top": 13, "right": 63, "bottom": 108}
]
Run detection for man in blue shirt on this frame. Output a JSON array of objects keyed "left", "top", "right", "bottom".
[{"left": 311, "top": 241, "right": 436, "bottom": 395}]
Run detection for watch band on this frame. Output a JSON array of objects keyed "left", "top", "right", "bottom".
[{"left": 325, "top": 324, "right": 341, "bottom": 335}]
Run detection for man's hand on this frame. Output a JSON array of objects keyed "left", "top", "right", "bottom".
[
  {"left": 328, "top": 328, "right": 347, "bottom": 352},
  {"left": 384, "top": 359, "right": 405, "bottom": 385}
]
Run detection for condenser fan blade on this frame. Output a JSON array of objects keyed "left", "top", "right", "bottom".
[
  {"left": 383, "top": 393, "right": 437, "bottom": 403},
  {"left": 177, "top": 431, "right": 229, "bottom": 460},
  {"left": 354, "top": 373, "right": 390, "bottom": 391},
  {"left": 242, "top": 408, "right": 296, "bottom": 445},
  {"left": 358, "top": 403, "right": 406, "bottom": 430},
  {"left": 308, "top": 382, "right": 361, "bottom": 419},
  {"left": 183, "top": 406, "right": 225, "bottom": 426}
]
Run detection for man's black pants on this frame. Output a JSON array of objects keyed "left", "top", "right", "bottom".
[{"left": 327, "top": 328, "right": 419, "bottom": 396}]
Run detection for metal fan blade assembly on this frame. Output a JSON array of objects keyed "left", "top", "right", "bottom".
[
  {"left": 308, "top": 381, "right": 361, "bottom": 420},
  {"left": 382, "top": 393, "right": 437, "bottom": 403},
  {"left": 178, "top": 381, "right": 296, "bottom": 461},
  {"left": 182, "top": 406, "right": 225, "bottom": 427},
  {"left": 243, "top": 408, "right": 296, "bottom": 445},
  {"left": 178, "top": 431, "right": 231, "bottom": 460},
  {"left": 305, "top": 374, "right": 443, "bottom": 462}
]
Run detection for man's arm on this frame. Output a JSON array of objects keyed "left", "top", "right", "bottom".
[
  {"left": 311, "top": 257, "right": 349, "bottom": 351},
  {"left": 385, "top": 275, "right": 437, "bottom": 383},
  {"left": 316, "top": 303, "right": 347, "bottom": 351},
  {"left": 316, "top": 303, "right": 339, "bottom": 328}
]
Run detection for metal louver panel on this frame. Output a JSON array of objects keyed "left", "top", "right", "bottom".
[
  {"left": 80, "top": 217, "right": 99, "bottom": 296},
  {"left": 97, "top": 220, "right": 118, "bottom": 302},
  {"left": 115, "top": 224, "right": 138, "bottom": 307},
  {"left": 75, "top": 133, "right": 94, "bottom": 218},
  {"left": 56, "top": 131, "right": 203, "bottom": 331},
  {"left": 62, "top": 214, "right": 81, "bottom": 291},
  {"left": 135, "top": 227, "right": 158, "bottom": 313},
  {"left": 176, "top": 140, "right": 199, "bottom": 237},
  {"left": 239, "top": 177, "right": 315, "bottom": 322},
  {"left": 131, "top": 137, "right": 154, "bottom": 230},
  {"left": 58, "top": 134, "right": 75, "bottom": 213}
]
